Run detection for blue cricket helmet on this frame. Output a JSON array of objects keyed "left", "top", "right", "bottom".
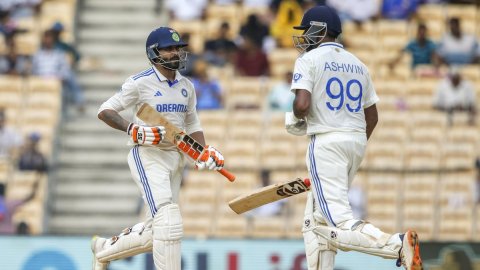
[
  {"left": 292, "top": 6, "right": 342, "bottom": 53},
  {"left": 146, "top": 27, "right": 188, "bottom": 70},
  {"left": 293, "top": 5, "right": 342, "bottom": 36}
]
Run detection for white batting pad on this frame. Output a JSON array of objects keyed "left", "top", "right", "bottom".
[
  {"left": 303, "top": 192, "right": 336, "bottom": 270},
  {"left": 93, "top": 222, "right": 153, "bottom": 263},
  {"left": 313, "top": 220, "right": 401, "bottom": 259},
  {"left": 153, "top": 203, "right": 183, "bottom": 270}
]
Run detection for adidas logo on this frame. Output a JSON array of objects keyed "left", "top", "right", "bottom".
[{"left": 154, "top": 91, "right": 162, "bottom": 97}]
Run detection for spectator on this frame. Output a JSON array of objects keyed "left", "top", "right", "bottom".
[
  {"left": 32, "top": 30, "right": 85, "bottom": 114},
  {"left": 0, "top": 39, "right": 30, "bottom": 75},
  {"left": 437, "top": 17, "right": 479, "bottom": 65},
  {"left": 165, "top": 0, "right": 207, "bottom": 21},
  {"left": 433, "top": 67, "right": 476, "bottom": 125},
  {"left": 381, "top": 0, "right": 419, "bottom": 20},
  {"left": 18, "top": 132, "right": 47, "bottom": 172},
  {"left": 50, "top": 22, "right": 81, "bottom": 68},
  {"left": 327, "top": 0, "right": 378, "bottom": 23},
  {"left": 0, "top": 108, "right": 22, "bottom": 159},
  {"left": 191, "top": 60, "right": 224, "bottom": 110},
  {"left": 239, "top": 14, "right": 270, "bottom": 49},
  {"left": 389, "top": 23, "right": 439, "bottom": 69},
  {"left": 0, "top": 179, "right": 39, "bottom": 235},
  {"left": 0, "top": 10, "right": 15, "bottom": 37},
  {"left": 270, "top": 0, "right": 304, "bottom": 48},
  {"left": 243, "top": 0, "right": 272, "bottom": 8},
  {"left": 8, "top": 0, "right": 41, "bottom": 19},
  {"left": 204, "top": 22, "right": 237, "bottom": 66},
  {"left": 234, "top": 35, "right": 270, "bottom": 76},
  {"left": 267, "top": 71, "right": 294, "bottom": 112}
]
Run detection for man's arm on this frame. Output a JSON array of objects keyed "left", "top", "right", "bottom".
[
  {"left": 98, "top": 109, "right": 130, "bottom": 133},
  {"left": 364, "top": 104, "right": 378, "bottom": 140},
  {"left": 293, "top": 89, "right": 311, "bottom": 119}
]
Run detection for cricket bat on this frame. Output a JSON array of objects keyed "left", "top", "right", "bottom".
[
  {"left": 136, "top": 103, "right": 235, "bottom": 182},
  {"left": 229, "top": 178, "right": 311, "bottom": 214}
]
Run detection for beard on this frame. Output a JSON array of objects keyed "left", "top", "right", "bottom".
[{"left": 162, "top": 55, "right": 181, "bottom": 70}]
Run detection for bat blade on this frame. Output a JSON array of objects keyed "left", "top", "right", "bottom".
[
  {"left": 229, "top": 178, "right": 311, "bottom": 214},
  {"left": 136, "top": 104, "right": 235, "bottom": 182}
]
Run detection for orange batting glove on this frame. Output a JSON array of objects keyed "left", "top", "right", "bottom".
[
  {"left": 127, "top": 123, "right": 166, "bottom": 145},
  {"left": 195, "top": 145, "right": 224, "bottom": 170}
]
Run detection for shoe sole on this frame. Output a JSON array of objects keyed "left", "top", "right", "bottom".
[{"left": 407, "top": 231, "right": 423, "bottom": 270}]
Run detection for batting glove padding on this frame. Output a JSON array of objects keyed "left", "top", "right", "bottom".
[
  {"left": 285, "top": 111, "right": 307, "bottom": 136},
  {"left": 195, "top": 145, "right": 224, "bottom": 170},
  {"left": 127, "top": 123, "right": 166, "bottom": 145}
]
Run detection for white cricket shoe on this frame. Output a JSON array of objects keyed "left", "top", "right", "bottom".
[
  {"left": 397, "top": 230, "right": 423, "bottom": 270},
  {"left": 91, "top": 236, "right": 109, "bottom": 270}
]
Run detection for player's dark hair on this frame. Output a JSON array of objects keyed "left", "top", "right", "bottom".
[{"left": 0, "top": 183, "right": 5, "bottom": 196}]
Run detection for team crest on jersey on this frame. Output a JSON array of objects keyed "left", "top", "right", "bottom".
[
  {"left": 293, "top": 73, "right": 302, "bottom": 83},
  {"left": 181, "top": 88, "right": 188, "bottom": 97}
]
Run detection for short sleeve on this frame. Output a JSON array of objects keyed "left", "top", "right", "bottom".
[
  {"left": 290, "top": 56, "right": 314, "bottom": 93},
  {"left": 185, "top": 84, "right": 203, "bottom": 134},
  {"left": 98, "top": 77, "right": 139, "bottom": 113},
  {"left": 363, "top": 71, "right": 379, "bottom": 108}
]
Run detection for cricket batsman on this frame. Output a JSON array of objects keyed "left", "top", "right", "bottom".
[
  {"left": 91, "top": 26, "right": 224, "bottom": 270},
  {"left": 285, "top": 6, "right": 423, "bottom": 270}
]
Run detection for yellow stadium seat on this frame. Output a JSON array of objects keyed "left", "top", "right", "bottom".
[
  {"left": 441, "top": 142, "right": 476, "bottom": 170},
  {"left": 410, "top": 125, "right": 444, "bottom": 143},
  {"left": 260, "top": 140, "right": 296, "bottom": 170},
  {"left": 366, "top": 142, "right": 404, "bottom": 170},
  {"left": 250, "top": 216, "right": 287, "bottom": 238},
  {"left": 14, "top": 33, "right": 39, "bottom": 55},
  {"left": 404, "top": 142, "right": 441, "bottom": 170},
  {"left": 366, "top": 173, "right": 402, "bottom": 233},
  {"left": 27, "top": 77, "right": 62, "bottom": 93},
  {"left": 223, "top": 140, "right": 259, "bottom": 170}
]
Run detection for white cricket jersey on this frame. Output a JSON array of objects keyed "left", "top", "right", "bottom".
[
  {"left": 291, "top": 42, "right": 379, "bottom": 135},
  {"left": 99, "top": 66, "right": 202, "bottom": 149}
]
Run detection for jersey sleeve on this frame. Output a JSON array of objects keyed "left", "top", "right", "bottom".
[
  {"left": 363, "top": 71, "right": 379, "bottom": 108},
  {"left": 290, "top": 55, "right": 314, "bottom": 93},
  {"left": 98, "top": 77, "right": 139, "bottom": 114},
  {"left": 185, "top": 84, "right": 203, "bottom": 135}
]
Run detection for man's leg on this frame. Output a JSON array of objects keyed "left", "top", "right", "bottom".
[
  {"left": 91, "top": 220, "right": 153, "bottom": 269},
  {"left": 153, "top": 203, "right": 183, "bottom": 270},
  {"left": 303, "top": 192, "right": 336, "bottom": 270},
  {"left": 306, "top": 135, "right": 422, "bottom": 269}
]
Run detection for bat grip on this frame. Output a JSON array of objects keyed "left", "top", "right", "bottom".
[{"left": 218, "top": 168, "right": 236, "bottom": 182}]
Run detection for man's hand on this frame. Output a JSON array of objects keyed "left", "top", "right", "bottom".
[
  {"left": 285, "top": 111, "right": 307, "bottom": 136},
  {"left": 195, "top": 145, "right": 224, "bottom": 170},
  {"left": 127, "top": 123, "right": 166, "bottom": 145}
]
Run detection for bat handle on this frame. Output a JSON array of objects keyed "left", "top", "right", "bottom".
[{"left": 218, "top": 168, "right": 236, "bottom": 182}]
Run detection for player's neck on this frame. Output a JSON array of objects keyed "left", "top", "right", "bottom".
[{"left": 320, "top": 37, "right": 337, "bottom": 44}]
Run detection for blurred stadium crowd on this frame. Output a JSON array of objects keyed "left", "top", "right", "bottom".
[{"left": 0, "top": 0, "right": 479, "bottom": 244}]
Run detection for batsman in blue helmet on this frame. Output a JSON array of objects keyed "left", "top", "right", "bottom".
[
  {"left": 92, "top": 26, "right": 225, "bottom": 270},
  {"left": 287, "top": 6, "right": 423, "bottom": 270}
]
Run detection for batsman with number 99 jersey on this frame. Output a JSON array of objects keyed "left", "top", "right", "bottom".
[
  {"left": 288, "top": 5, "right": 423, "bottom": 270},
  {"left": 291, "top": 42, "right": 379, "bottom": 135}
]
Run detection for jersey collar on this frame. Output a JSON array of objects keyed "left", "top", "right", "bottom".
[
  {"left": 318, "top": 42, "right": 343, "bottom": 49},
  {"left": 152, "top": 65, "right": 184, "bottom": 85}
]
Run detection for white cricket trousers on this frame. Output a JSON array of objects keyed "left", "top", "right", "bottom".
[
  {"left": 127, "top": 145, "right": 185, "bottom": 217},
  {"left": 306, "top": 132, "right": 367, "bottom": 227}
]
